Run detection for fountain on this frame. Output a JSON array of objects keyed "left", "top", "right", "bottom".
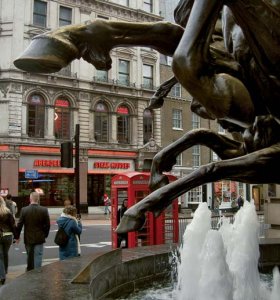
[{"left": 128, "top": 202, "right": 280, "bottom": 300}]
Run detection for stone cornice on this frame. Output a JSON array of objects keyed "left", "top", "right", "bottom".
[
  {"left": 0, "top": 152, "right": 20, "bottom": 160},
  {"left": 63, "top": 0, "right": 163, "bottom": 22}
]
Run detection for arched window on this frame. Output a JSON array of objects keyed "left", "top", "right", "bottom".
[
  {"left": 94, "top": 102, "right": 109, "bottom": 142},
  {"left": 27, "top": 94, "right": 45, "bottom": 138},
  {"left": 54, "top": 98, "right": 71, "bottom": 139},
  {"left": 143, "top": 109, "right": 153, "bottom": 144},
  {"left": 117, "top": 105, "right": 130, "bottom": 144}
]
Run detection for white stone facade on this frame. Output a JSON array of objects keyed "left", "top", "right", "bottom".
[{"left": 0, "top": 0, "right": 163, "bottom": 201}]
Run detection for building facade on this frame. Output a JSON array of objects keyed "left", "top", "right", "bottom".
[{"left": 0, "top": 0, "right": 162, "bottom": 210}]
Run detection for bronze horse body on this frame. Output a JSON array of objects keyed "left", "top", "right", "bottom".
[{"left": 14, "top": 0, "right": 280, "bottom": 233}]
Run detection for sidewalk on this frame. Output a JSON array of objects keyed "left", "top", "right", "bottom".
[{"left": 4, "top": 208, "right": 111, "bottom": 285}]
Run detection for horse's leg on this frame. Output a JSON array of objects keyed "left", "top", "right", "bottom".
[
  {"left": 149, "top": 128, "right": 245, "bottom": 191},
  {"left": 172, "top": 0, "right": 255, "bottom": 128},
  {"left": 148, "top": 76, "right": 178, "bottom": 109},
  {"left": 14, "top": 20, "right": 184, "bottom": 73},
  {"left": 116, "top": 143, "right": 280, "bottom": 233}
]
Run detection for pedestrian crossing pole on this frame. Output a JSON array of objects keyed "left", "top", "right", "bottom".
[{"left": 75, "top": 124, "right": 80, "bottom": 216}]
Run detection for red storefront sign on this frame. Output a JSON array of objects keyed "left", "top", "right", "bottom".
[
  {"left": 33, "top": 160, "right": 61, "bottom": 167},
  {"left": 93, "top": 161, "right": 130, "bottom": 169}
]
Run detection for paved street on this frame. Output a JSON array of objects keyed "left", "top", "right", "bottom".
[{"left": 4, "top": 213, "right": 112, "bottom": 285}]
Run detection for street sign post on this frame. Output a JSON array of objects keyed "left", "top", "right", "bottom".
[{"left": 25, "top": 169, "right": 39, "bottom": 179}]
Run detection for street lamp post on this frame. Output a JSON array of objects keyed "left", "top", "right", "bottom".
[{"left": 75, "top": 124, "right": 80, "bottom": 215}]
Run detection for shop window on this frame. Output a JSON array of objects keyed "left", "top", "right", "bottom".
[
  {"left": 59, "top": 6, "right": 72, "bottom": 26},
  {"left": 117, "top": 105, "right": 130, "bottom": 144},
  {"left": 33, "top": 0, "right": 47, "bottom": 27},
  {"left": 143, "top": 109, "right": 153, "bottom": 144},
  {"left": 118, "top": 60, "right": 130, "bottom": 86},
  {"left": 27, "top": 94, "right": 45, "bottom": 138},
  {"left": 143, "top": 64, "right": 153, "bottom": 89},
  {"left": 94, "top": 102, "right": 109, "bottom": 142},
  {"left": 54, "top": 98, "right": 71, "bottom": 140}
]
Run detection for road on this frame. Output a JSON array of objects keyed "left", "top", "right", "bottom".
[{"left": 8, "top": 219, "right": 112, "bottom": 269}]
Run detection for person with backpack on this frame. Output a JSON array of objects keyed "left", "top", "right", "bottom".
[{"left": 56, "top": 205, "right": 82, "bottom": 260}]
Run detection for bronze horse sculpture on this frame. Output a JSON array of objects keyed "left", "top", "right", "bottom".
[{"left": 14, "top": 0, "right": 280, "bottom": 233}]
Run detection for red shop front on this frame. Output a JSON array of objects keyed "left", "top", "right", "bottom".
[{"left": 111, "top": 171, "right": 178, "bottom": 249}]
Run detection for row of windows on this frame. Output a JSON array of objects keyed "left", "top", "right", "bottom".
[
  {"left": 27, "top": 94, "right": 153, "bottom": 144},
  {"left": 33, "top": 0, "right": 154, "bottom": 28},
  {"left": 95, "top": 60, "right": 155, "bottom": 90}
]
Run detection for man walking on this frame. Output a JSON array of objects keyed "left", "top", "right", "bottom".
[{"left": 16, "top": 191, "right": 50, "bottom": 271}]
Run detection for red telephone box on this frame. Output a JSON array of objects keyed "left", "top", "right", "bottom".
[{"left": 111, "top": 171, "right": 178, "bottom": 249}]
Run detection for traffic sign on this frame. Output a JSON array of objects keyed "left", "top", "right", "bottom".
[{"left": 25, "top": 169, "right": 39, "bottom": 179}]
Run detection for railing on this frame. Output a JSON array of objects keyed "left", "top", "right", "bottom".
[{"left": 178, "top": 212, "right": 265, "bottom": 246}]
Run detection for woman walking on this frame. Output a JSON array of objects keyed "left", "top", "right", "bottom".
[
  {"left": 56, "top": 206, "right": 82, "bottom": 260},
  {"left": 0, "top": 196, "right": 18, "bottom": 284}
]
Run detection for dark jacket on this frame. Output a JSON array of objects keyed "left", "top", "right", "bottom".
[
  {"left": 0, "top": 212, "right": 18, "bottom": 238},
  {"left": 56, "top": 215, "right": 82, "bottom": 260},
  {"left": 17, "top": 204, "right": 50, "bottom": 245}
]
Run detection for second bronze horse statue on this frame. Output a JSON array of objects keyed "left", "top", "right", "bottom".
[{"left": 14, "top": 0, "right": 280, "bottom": 233}]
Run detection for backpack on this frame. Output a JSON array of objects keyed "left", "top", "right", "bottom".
[{"left": 54, "top": 225, "right": 69, "bottom": 247}]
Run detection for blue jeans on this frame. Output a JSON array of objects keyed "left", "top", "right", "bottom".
[
  {"left": 104, "top": 205, "right": 111, "bottom": 214},
  {"left": 0, "top": 235, "right": 13, "bottom": 280},
  {"left": 25, "top": 244, "right": 44, "bottom": 271}
]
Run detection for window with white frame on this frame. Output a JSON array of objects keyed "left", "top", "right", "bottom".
[
  {"left": 27, "top": 94, "right": 45, "bottom": 138},
  {"left": 96, "top": 70, "right": 108, "bottom": 82},
  {"left": 143, "top": 64, "right": 153, "bottom": 89},
  {"left": 143, "top": 109, "right": 153, "bottom": 144},
  {"left": 192, "top": 145, "right": 200, "bottom": 168},
  {"left": 59, "top": 6, "right": 72, "bottom": 26},
  {"left": 117, "top": 105, "right": 130, "bottom": 143},
  {"left": 33, "top": 0, "right": 47, "bottom": 27},
  {"left": 188, "top": 186, "right": 202, "bottom": 203},
  {"left": 172, "top": 109, "right": 182, "bottom": 129},
  {"left": 118, "top": 0, "right": 129, "bottom": 6},
  {"left": 118, "top": 60, "right": 130, "bottom": 86},
  {"left": 192, "top": 112, "right": 200, "bottom": 129},
  {"left": 54, "top": 98, "right": 71, "bottom": 140},
  {"left": 94, "top": 102, "right": 109, "bottom": 142},
  {"left": 170, "top": 83, "right": 181, "bottom": 98},
  {"left": 143, "top": 0, "right": 153, "bottom": 13},
  {"left": 175, "top": 153, "right": 182, "bottom": 166}
]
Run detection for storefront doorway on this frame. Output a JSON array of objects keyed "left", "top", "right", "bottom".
[{"left": 87, "top": 174, "right": 112, "bottom": 206}]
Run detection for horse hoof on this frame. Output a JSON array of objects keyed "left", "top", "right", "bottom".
[
  {"left": 116, "top": 214, "right": 146, "bottom": 233},
  {"left": 14, "top": 35, "right": 78, "bottom": 73}
]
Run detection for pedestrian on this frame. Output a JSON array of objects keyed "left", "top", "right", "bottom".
[
  {"left": 56, "top": 205, "right": 82, "bottom": 260},
  {"left": 117, "top": 199, "right": 128, "bottom": 248},
  {"left": 4, "top": 194, "right": 17, "bottom": 219},
  {"left": 0, "top": 196, "right": 19, "bottom": 285},
  {"left": 103, "top": 194, "right": 111, "bottom": 216},
  {"left": 16, "top": 191, "right": 50, "bottom": 271}
]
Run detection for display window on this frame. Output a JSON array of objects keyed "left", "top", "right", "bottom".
[{"left": 19, "top": 173, "right": 75, "bottom": 206}]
